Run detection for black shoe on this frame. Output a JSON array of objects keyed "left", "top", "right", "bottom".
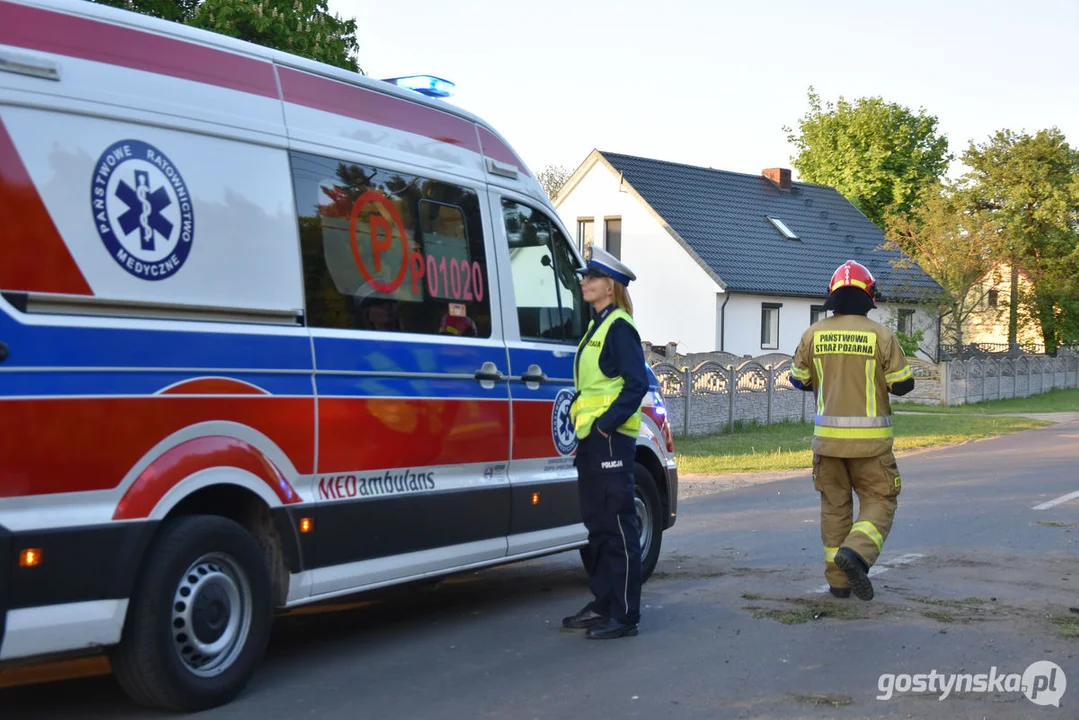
[
  {"left": 585, "top": 618, "right": 639, "bottom": 639},
  {"left": 561, "top": 607, "right": 607, "bottom": 629},
  {"left": 834, "top": 547, "right": 874, "bottom": 601},
  {"left": 829, "top": 586, "right": 851, "bottom": 599}
]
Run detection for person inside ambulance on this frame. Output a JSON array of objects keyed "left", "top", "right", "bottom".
[
  {"left": 561, "top": 247, "right": 649, "bottom": 639},
  {"left": 788, "top": 260, "right": 915, "bottom": 601}
]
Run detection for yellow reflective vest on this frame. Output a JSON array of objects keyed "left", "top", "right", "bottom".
[
  {"left": 571, "top": 307, "right": 643, "bottom": 440},
  {"left": 791, "top": 313, "right": 913, "bottom": 458}
]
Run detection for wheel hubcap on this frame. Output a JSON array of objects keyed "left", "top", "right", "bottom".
[{"left": 171, "top": 553, "right": 252, "bottom": 678}]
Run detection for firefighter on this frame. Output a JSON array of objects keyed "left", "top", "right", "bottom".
[
  {"left": 789, "top": 260, "right": 915, "bottom": 601},
  {"left": 561, "top": 246, "right": 649, "bottom": 639}
]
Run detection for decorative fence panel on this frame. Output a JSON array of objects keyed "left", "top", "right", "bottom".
[{"left": 648, "top": 349, "right": 1078, "bottom": 437}]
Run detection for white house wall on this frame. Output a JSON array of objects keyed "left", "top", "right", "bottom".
[
  {"left": 721, "top": 296, "right": 940, "bottom": 360},
  {"left": 722, "top": 294, "right": 824, "bottom": 356},
  {"left": 555, "top": 161, "right": 723, "bottom": 354}
]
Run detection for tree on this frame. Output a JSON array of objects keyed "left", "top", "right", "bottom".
[
  {"left": 536, "top": 164, "right": 572, "bottom": 201},
  {"left": 884, "top": 182, "right": 994, "bottom": 351},
  {"left": 961, "top": 128, "right": 1079, "bottom": 352},
  {"left": 784, "top": 88, "right": 952, "bottom": 229},
  {"left": 89, "top": 0, "right": 361, "bottom": 73},
  {"left": 91, "top": 0, "right": 199, "bottom": 22}
]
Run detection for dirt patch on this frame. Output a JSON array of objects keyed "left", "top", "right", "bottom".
[
  {"left": 786, "top": 692, "right": 854, "bottom": 708},
  {"left": 744, "top": 596, "right": 886, "bottom": 624}
]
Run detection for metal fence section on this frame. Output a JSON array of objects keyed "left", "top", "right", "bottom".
[{"left": 649, "top": 349, "right": 1078, "bottom": 437}]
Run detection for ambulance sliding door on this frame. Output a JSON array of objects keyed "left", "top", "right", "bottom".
[
  {"left": 289, "top": 150, "right": 513, "bottom": 597},
  {"left": 489, "top": 190, "right": 591, "bottom": 555}
]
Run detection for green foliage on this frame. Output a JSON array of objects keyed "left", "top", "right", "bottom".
[
  {"left": 89, "top": 0, "right": 361, "bottom": 73},
  {"left": 536, "top": 164, "right": 572, "bottom": 200},
  {"left": 784, "top": 87, "right": 952, "bottom": 229},
  {"left": 884, "top": 182, "right": 994, "bottom": 348},
  {"left": 896, "top": 328, "right": 924, "bottom": 356},
  {"left": 91, "top": 0, "right": 199, "bottom": 22},
  {"left": 961, "top": 128, "right": 1079, "bottom": 352}
]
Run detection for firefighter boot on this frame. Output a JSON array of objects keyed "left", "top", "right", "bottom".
[{"left": 834, "top": 547, "right": 874, "bottom": 601}]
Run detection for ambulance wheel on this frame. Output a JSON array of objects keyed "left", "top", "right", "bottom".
[
  {"left": 110, "top": 515, "right": 273, "bottom": 712},
  {"left": 578, "top": 462, "right": 663, "bottom": 582},
  {"left": 634, "top": 463, "right": 663, "bottom": 581}
]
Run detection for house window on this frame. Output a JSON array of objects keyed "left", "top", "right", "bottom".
[
  {"left": 577, "top": 218, "right": 594, "bottom": 258},
  {"left": 898, "top": 309, "right": 914, "bottom": 336},
  {"left": 604, "top": 218, "right": 622, "bottom": 260},
  {"left": 761, "top": 303, "right": 781, "bottom": 350},
  {"left": 766, "top": 216, "right": 799, "bottom": 240},
  {"left": 987, "top": 289, "right": 999, "bottom": 308},
  {"left": 810, "top": 304, "right": 826, "bottom": 325}
]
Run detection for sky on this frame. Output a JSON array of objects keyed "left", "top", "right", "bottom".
[{"left": 329, "top": 0, "right": 1079, "bottom": 181}]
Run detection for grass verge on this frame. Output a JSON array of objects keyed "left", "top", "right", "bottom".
[
  {"left": 676, "top": 415, "right": 1050, "bottom": 475},
  {"left": 893, "top": 388, "right": 1079, "bottom": 415}
]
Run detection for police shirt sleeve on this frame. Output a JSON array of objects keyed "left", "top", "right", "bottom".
[
  {"left": 883, "top": 332, "right": 915, "bottom": 396},
  {"left": 595, "top": 319, "right": 649, "bottom": 435},
  {"left": 789, "top": 329, "right": 814, "bottom": 392}
]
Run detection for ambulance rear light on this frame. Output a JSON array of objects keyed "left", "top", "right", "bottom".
[
  {"left": 19, "top": 548, "right": 43, "bottom": 568},
  {"left": 382, "top": 75, "right": 455, "bottom": 98}
]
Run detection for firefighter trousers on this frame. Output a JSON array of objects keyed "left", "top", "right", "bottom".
[{"left": 812, "top": 451, "right": 902, "bottom": 589}]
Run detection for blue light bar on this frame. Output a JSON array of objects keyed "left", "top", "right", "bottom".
[{"left": 382, "top": 75, "right": 455, "bottom": 99}]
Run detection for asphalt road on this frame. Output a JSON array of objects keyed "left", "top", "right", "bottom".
[{"left": 2, "top": 417, "right": 1077, "bottom": 719}]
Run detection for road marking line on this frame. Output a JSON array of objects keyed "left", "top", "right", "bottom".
[
  {"left": 1033, "top": 491, "right": 1079, "bottom": 511},
  {"left": 810, "top": 552, "right": 925, "bottom": 594}
]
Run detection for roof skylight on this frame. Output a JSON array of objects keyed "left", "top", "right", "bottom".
[{"left": 767, "top": 216, "right": 799, "bottom": 240}]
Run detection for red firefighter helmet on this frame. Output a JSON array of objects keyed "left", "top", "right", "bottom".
[{"left": 828, "top": 260, "right": 878, "bottom": 300}]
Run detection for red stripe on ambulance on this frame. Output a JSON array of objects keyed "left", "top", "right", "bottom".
[
  {"left": 277, "top": 67, "right": 482, "bottom": 153},
  {"left": 0, "top": 116, "right": 92, "bottom": 295},
  {"left": 0, "top": 0, "right": 279, "bottom": 98},
  {"left": 114, "top": 435, "right": 300, "bottom": 519},
  {"left": 0, "top": 397, "right": 315, "bottom": 498}
]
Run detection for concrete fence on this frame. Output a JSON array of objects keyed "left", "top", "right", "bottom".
[{"left": 648, "top": 349, "right": 1078, "bottom": 437}]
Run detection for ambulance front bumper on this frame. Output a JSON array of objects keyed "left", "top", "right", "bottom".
[{"left": 665, "top": 464, "right": 678, "bottom": 529}]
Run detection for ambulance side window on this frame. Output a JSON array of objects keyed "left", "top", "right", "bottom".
[
  {"left": 291, "top": 151, "right": 492, "bottom": 338},
  {"left": 502, "top": 200, "right": 589, "bottom": 343}
]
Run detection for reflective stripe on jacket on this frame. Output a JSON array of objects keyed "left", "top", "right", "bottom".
[{"left": 792, "top": 314, "right": 912, "bottom": 458}]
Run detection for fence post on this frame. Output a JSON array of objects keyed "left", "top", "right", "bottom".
[
  {"left": 997, "top": 358, "right": 1003, "bottom": 401},
  {"left": 728, "top": 365, "right": 736, "bottom": 431},
  {"left": 964, "top": 360, "right": 970, "bottom": 405},
  {"left": 766, "top": 366, "right": 774, "bottom": 425},
  {"left": 682, "top": 366, "right": 692, "bottom": 437},
  {"left": 1028, "top": 357, "right": 1033, "bottom": 397}
]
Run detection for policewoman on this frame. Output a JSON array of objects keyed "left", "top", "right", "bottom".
[{"left": 561, "top": 247, "right": 649, "bottom": 639}]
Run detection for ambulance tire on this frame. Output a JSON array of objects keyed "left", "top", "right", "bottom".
[
  {"left": 110, "top": 515, "right": 273, "bottom": 712},
  {"left": 578, "top": 462, "right": 663, "bottom": 582}
]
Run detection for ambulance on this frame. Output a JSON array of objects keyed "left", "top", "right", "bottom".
[{"left": 0, "top": 0, "right": 678, "bottom": 711}]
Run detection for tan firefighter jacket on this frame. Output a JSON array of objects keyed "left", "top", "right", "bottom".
[{"left": 791, "top": 314, "right": 913, "bottom": 458}]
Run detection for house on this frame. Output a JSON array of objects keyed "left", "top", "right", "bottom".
[
  {"left": 554, "top": 150, "right": 945, "bottom": 359},
  {"left": 955, "top": 263, "right": 1043, "bottom": 353}
]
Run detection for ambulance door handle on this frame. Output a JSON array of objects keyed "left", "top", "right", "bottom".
[
  {"left": 519, "top": 364, "right": 547, "bottom": 384},
  {"left": 473, "top": 361, "right": 504, "bottom": 386},
  {"left": 0, "top": 341, "right": 7, "bottom": 363}
]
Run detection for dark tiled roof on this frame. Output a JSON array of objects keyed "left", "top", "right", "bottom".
[{"left": 600, "top": 151, "right": 944, "bottom": 301}]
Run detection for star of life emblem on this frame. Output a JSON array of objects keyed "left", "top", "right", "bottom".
[
  {"left": 91, "top": 139, "right": 194, "bottom": 280},
  {"left": 552, "top": 387, "right": 578, "bottom": 456}
]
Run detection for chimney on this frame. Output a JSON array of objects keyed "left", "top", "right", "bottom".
[{"left": 763, "top": 167, "right": 792, "bottom": 190}]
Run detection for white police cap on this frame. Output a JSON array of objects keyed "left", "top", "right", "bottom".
[{"left": 578, "top": 246, "right": 636, "bottom": 286}]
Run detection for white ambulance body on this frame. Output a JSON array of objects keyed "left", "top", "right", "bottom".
[{"left": 0, "top": 0, "right": 678, "bottom": 710}]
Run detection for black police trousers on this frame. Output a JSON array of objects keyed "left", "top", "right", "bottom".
[{"left": 575, "top": 429, "right": 642, "bottom": 625}]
